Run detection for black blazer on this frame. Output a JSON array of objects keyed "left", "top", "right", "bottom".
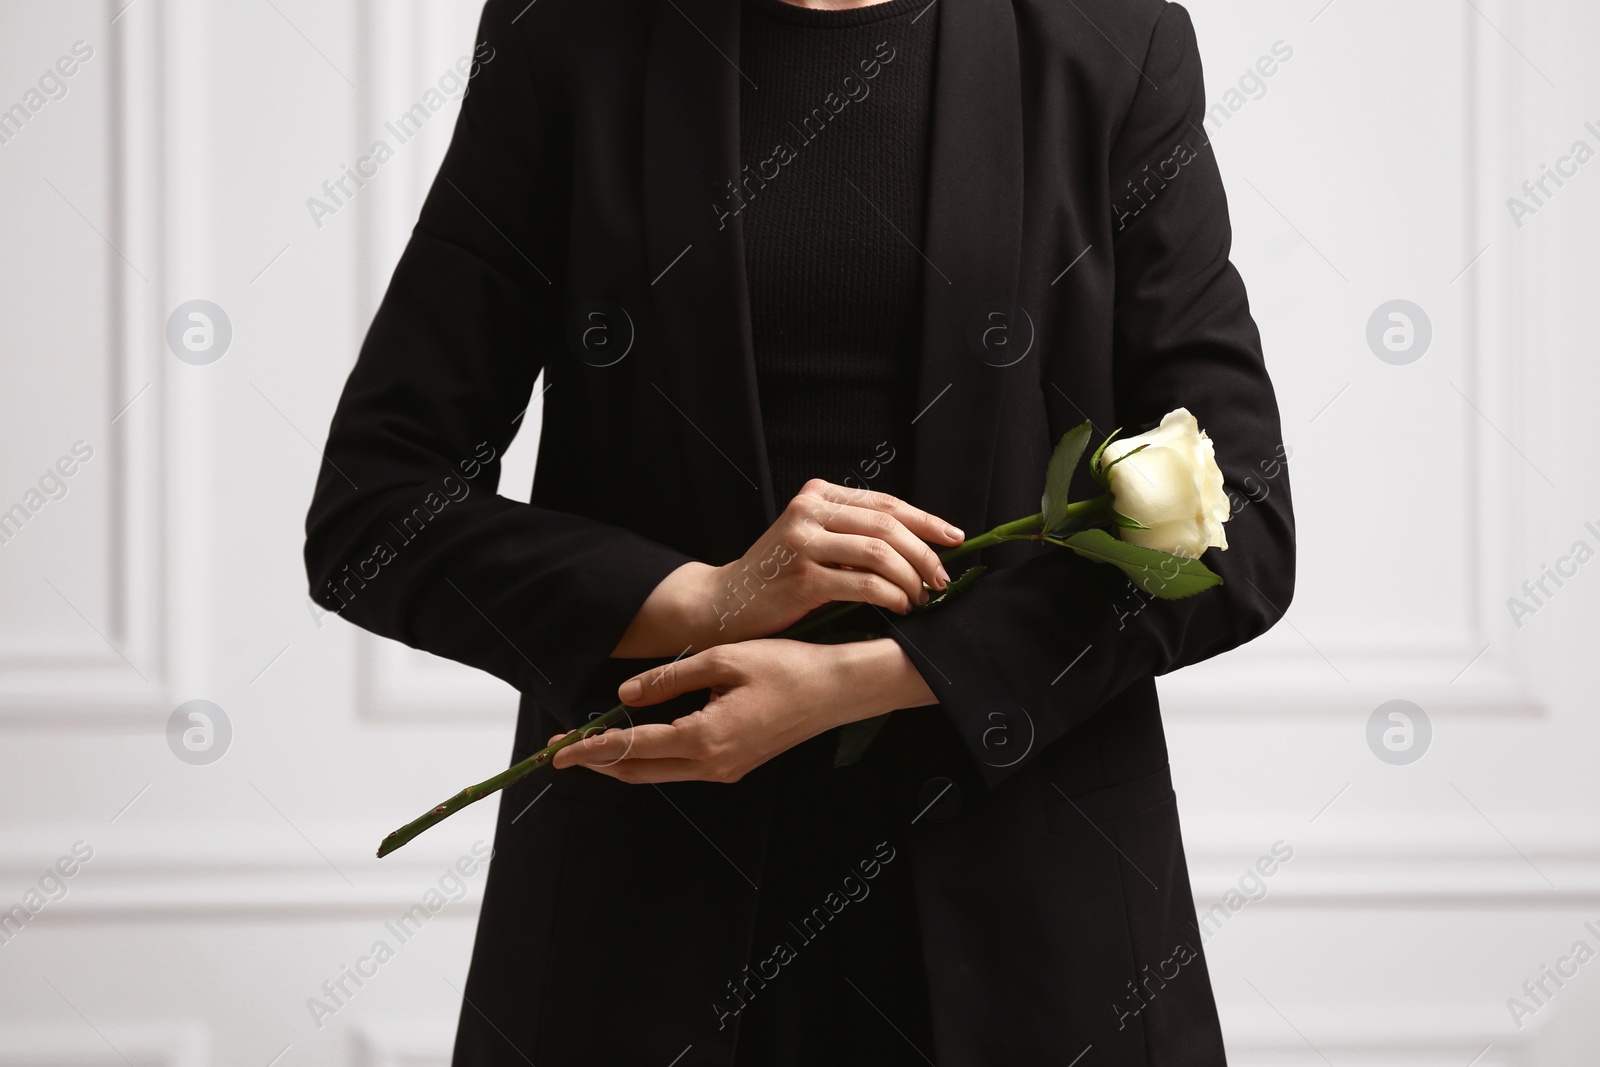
[{"left": 304, "top": 0, "right": 1296, "bottom": 1062}]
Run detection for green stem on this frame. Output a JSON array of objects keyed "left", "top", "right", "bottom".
[
  {"left": 937, "top": 513, "right": 1042, "bottom": 564},
  {"left": 934, "top": 493, "right": 1112, "bottom": 566},
  {"left": 378, "top": 590, "right": 893, "bottom": 857},
  {"left": 376, "top": 703, "right": 629, "bottom": 858},
  {"left": 1057, "top": 493, "right": 1116, "bottom": 534},
  {"left": 377, "top": 499, "right": 1117, "bottom": 858}
]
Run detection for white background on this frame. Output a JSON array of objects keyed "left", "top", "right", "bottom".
[{"left": 1, "top": 0, "right": 1597, "bottom": 1064}]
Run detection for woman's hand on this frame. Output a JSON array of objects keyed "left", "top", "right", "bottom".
[
  {"left": 552, "top": 638, "right": 937, "bottom": 784},
  {"left": 612, "top": 480, "right": 964, "bottom": 657}
]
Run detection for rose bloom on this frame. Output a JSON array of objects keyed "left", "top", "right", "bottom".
[{"left": 1101, "top": 408, "right": 1230, "bottom": 558}]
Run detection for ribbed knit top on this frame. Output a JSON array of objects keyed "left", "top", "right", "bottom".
[{"left": 736, "top": 0, "right": 938, "bottom": 506}]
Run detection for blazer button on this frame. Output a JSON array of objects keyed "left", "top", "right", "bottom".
[{"left": 915, "top": 776, "right": 962, "bottom": 824}]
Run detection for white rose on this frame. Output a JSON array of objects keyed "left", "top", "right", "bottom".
[{"left": 1100, "top": 408, "right": 1230, "bottom": 558}]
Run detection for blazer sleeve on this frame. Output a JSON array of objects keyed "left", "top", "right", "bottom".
[
  {"left": 303, "top": 0, "right": 694, "bottom": 723},
  {"left": 887, "top": 2, "right": 1297, "bottom": 788}
]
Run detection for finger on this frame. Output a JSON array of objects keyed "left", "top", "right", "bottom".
[
  {"left": 804, "top": 530, "right": 928, "bottom": 607},
  {"left": 556, "top": 718, "right": 715, "bottom": 769},
  {"left": 802, "top": 566, "right": 922, "bottom": 615},
  {"left": 817, "top": 506, "right": 950, "bottom": 591},
  {"left": 561, "top": 725, "right": 651, "bottom": 767},
  {"left": 801, "top": 480, "right": 964, "bottom": 546},
  {"left": 617, "top": 649, "right": 741, "bottom": 708},
  {"left": 546, "top": 726, "right": 604, "bottom": 749},
  {"left": 581, "top": 757, "right": 719, "bottom": 785}
]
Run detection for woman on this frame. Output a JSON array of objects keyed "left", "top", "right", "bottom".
[{"left": 304, "top": 0, "right": 1295, "bottom": 1063}]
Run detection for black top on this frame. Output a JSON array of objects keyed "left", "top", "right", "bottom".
[
  {"left": 737, "top": 0, "right": 938, "bottom": 505},
  {"left": 731, "top": 3, "right": 941, "bottom": 1064}
]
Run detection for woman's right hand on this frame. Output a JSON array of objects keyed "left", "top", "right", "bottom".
[{"left": 612, "top": 479, "right": 965, "bottom": 658}]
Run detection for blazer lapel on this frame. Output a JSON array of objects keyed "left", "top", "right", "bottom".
[
  {"left": 642, "top": 0, "right": 777, "bottom": 561},
  {"left": 909, "top": 0, "right": 1027, "bottom": 535}
]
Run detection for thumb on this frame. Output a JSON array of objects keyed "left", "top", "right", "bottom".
[{"left": 619, "top": 649, "right": 737, "bottom": 707}]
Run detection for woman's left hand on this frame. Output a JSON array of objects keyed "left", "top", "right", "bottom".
[{"left": 549, "top": 638, "right": 937, "bottom": 784}]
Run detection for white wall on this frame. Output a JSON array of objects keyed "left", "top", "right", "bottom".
[{"left": 0, "top": 0, "right": 1596, "bottom": 1063}]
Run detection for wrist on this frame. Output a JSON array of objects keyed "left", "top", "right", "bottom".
[
  {"left": 700, "top": 560, "right": 756, "bottom": 644},
  {"left": 828, "top": 638, "right": 937, "bottom": 727},
  {"left": 668, "top": 561, "right": 736, "bottom": 647},
  {"left": 613, "top": 561, "right": 722, "bottom": 657}
]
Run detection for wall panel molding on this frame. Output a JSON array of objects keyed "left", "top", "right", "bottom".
[
  {"left": 0, "top": 0, "right": 170, "bottom": 722},
  {"left": 350, "top": 1020, "right": 454, "bottom": 1067},
  {"left": 0, "top": 1021, "right": 208, "bottom": 1067},
  {"left": 1166, "top": 0, "right": 1540, "bottom": 722}
]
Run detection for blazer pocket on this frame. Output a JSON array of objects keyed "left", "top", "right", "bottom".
[{"left": 1044, "top": 763, "right": 1174, "bottom": 838}]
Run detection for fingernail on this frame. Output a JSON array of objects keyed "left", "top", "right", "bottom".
[
  {"left": 619, "top": 678, "right": 644, "bottom": 704},
  {"left": 946, "top": 525, "right": 964, "bottom": 542},
  {"left": 936, "top": 565, "right": 950, "bottom": 586},
  {"left": 918, "top": 588, "right": 931, "bottom": 606}
]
